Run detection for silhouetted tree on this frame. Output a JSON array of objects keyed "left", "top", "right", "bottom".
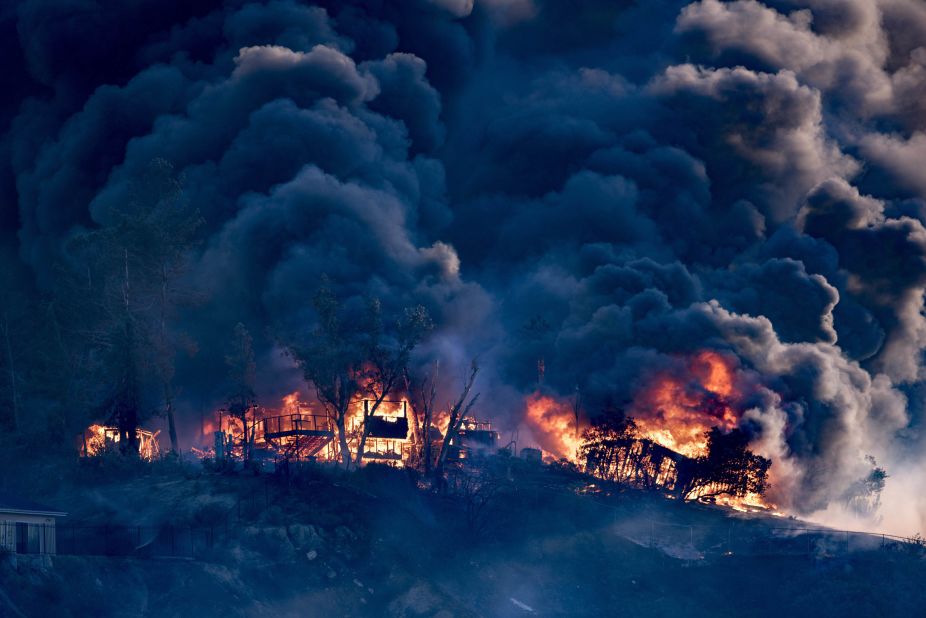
[
  {"left": 843, "top": 456, "right": 888, "bottom": 516},
  {"left": 225, "top": 323, "right": 257, "bottom": 462},
  {"left": 579, "top": 413, "right": 638, "bottom": 482},
  {"left": 287, "top": 281, "right": 361, "bottom": 467},
  {"left": 677, "top": 428, "right": 770, "bottom": 500},
  {"left": 60, "top": 158, "right": 200, "bottom": 454},
  {"left": 354, "top": 300, "right": 432, "bottom": 464},
  {"left": 135, "top": 160, "right": 202, "bottom": 454},
  {"left": 433, "top": 360, "right": 480, "bottom": 478},
  {"left": 404, "top": 361, "right": 440, "bottom": 474},
  {"left": 286, "top": 279, "right": 431, "bottom": 468}
]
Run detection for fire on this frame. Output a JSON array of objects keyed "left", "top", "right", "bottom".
[
  {"left": 631, "top": 351, "right": 739, "bottom": 457},
  {"left": 524, "top": 393, "right": 583, "bottom": 462},
  {"left": 714, "top": 493, "right": 778, "bottom": 513},
  {"left": 434, "top": 408, "right": 451, "bottom": 435},
  {"left": 201, "top": 388, "right": 416, "bottom": 465},
  {"left": 519, "top": 352, "right": 740, "bottom": 463},
  {"left": 81, "top": 424, "right": 161, "bottom": 461},
  {"left": 282, "top": 391, "right": 301, "bottom": 414},
  {"left": 626, "top": 351, "right": 780, "bottom": 513},
  {"left": 518, "top": 352, "right": 742, "bottom": 464}
]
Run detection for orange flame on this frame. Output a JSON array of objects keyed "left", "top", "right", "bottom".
[
  {"left": 523, "top": 393, "right": 583, "bottom": 462},
  {"left": 201, "top": 387, "right": 416, "bottom": 464},
  {"left": 713, "top": 492, "right": 778, "bottom": 513},
  {"left": 81, "top": 424, "right": 161, "bottom": 461},
  {"left": 631, "top": 350, "right": 740, "bottom": 457}
]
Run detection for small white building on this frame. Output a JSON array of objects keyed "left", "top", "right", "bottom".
[{"left": 0, "top": 493, "right": 66, "bottom": 555}]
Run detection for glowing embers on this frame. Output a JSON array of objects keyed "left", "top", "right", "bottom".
[
  {"left": 80, "top": 424, "right": 161, "bottom": 461},
  {"left": 631, "top": 351, "right": 740, "bottom": 458}
]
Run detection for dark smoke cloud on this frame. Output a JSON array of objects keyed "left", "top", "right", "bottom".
[{"left": 4, "top": 0, "right": 926, "bottom": 531}]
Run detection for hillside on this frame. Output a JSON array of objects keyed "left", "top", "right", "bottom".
[{"left": 1, "top": 445, "right": 924, "bottom": 618}]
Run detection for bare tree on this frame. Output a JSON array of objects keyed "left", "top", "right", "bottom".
[
  {"left": 433, "top": 360, "right": 480, "bottom": 478},
  {"left": 445, "top": 465, "right": 507, "bottom": 537},
  {"left": 404, "top": 361, "right": 439, "bottom": 474}
]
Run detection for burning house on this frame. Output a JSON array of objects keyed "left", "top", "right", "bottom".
[
  {"left": 79, "top": 425, "right": 162, "bottom": 461},
  {"left": 71, "top": 347, "right": 770, "bottom": 513},
  {"left": 196, "top": 386, "right": 524, "bottom": 475},
  {"left": 445, "top": 418, "right": 499, "bottom": 462},
  {"left": 521, "top": 351, "right": 774, "bottom": 509},
  {"left": 206, "top": 395, "right": 417, "bottom": 467},
  {"left": 359, "top": 400, "right": 411, "bottom": 463}
]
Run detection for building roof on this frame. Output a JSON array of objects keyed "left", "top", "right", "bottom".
[{"left": 0, "top": 491, "right": 66, "bottom": 517}]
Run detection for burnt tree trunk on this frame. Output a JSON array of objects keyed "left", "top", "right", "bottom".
[
  {"left": 116, "top": 319, "right": 140, "bottom": 454},
  {"left": 165, "top": 394, "right": 178, "bottom": 455},
  {"left": 160, "top": 264, "right": 179, "bottom": 454},
  {"left": 335, "top": 412, "right": 351, "bottom": 468},
  {"left": 433, "top": 362, "right": 480, "bottom": 478}
]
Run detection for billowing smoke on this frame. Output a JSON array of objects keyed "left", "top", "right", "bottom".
[{"left": 3, "top": 0, "right": 926, "bottom": 534}]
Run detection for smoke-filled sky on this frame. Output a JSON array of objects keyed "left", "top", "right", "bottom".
[{"left": 3, "top": 0, "right": 926, "bottom": 533}]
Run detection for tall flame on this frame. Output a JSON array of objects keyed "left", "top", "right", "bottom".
[
  {"left": 521, "top": 351, "right": 742, "bottom": 462},
  {"left": 524, "top": 393, "right": 582, "bottom": 462},
  {"left": 631, "top": 350, "right": 739, "bottom": 457}
]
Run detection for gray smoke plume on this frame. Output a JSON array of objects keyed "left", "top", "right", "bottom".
[{"left": 3, "top": 0, "right": 926, "bottom": 533}]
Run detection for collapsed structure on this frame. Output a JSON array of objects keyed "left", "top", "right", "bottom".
[
  {"left": 74, "top": 375, "right": 771, "bottom": 511},
  {"left": 583, "top": 435, "right": 688, "bottom": 495},
  {"left": 78, "top": 425, "right": 161, "bottom": 461},
  {"left": 203, "top": 395, "right": 514, "bottom": 469}
]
